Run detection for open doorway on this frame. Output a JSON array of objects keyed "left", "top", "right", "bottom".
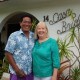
[
  {"left": 7, "top": 23, "right": 20, "bottom": 38},
  {"left": 6, "top": 12, "right": 39, "bottom": 39}
]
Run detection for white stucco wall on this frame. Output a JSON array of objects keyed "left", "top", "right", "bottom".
[{"left": 0, "top": 0, "right": 80, "bottom": 38}]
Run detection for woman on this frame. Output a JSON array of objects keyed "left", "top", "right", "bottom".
[{"left": 32, "top": 22, "right": 60, "bottom": 80}]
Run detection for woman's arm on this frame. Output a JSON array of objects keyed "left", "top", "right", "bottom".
[{"left": 52, "top": 68, "right": 58, "bottom": 80}]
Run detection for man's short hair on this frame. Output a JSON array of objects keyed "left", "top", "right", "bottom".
[{"left": 19, "top": 13, "right": 33, "bottom": 22}]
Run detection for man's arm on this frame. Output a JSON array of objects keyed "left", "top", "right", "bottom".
[{"left": 5, "top": 51, "right": 26, "bottom": 77}]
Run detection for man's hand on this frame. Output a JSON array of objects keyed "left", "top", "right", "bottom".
[{"left": 15, "top": 69, "right": 26, "bottom": 77}]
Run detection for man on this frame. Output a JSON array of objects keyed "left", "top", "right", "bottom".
[{"left": 5, "top": 14, "right": 34, "bottom": 80}]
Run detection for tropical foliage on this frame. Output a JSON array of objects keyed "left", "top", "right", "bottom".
[{"left": 57, "top": 27, "right": 80, "bottom": 80}]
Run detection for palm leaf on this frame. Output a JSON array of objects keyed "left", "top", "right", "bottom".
[
  {"left": 57, "top": 38, "right": 73, "bottom": 60},
  {"left": 68, "top": 27, "right": 77, "bottom": 43},
  {"left": 71, "top": 67, "right": 80, "bottom": 80}
]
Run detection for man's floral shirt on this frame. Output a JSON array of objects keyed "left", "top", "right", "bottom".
[{"left": 5, "top": 29, "right": 34, "bottom": 75}]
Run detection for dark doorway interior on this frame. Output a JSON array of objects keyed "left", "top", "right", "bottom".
[{"left": 7, "top": 23, "right": 20, "bottom": 38}]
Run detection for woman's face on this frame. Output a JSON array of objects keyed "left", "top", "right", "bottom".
[
  {"left": 36, "top": 23, "right": 47, "bottom": 38},
  {"left": 20, "top": 17, "right": 32, "bottom": 32}
]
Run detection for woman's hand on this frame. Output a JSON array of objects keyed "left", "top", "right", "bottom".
[
  {"left": 52, "top": 68, "right": 58, "bottom": 80},
  {"left": 51, "top": 76, "right": 57, "bottom": 80}
]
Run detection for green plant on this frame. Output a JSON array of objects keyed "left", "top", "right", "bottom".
[
  {"left": 57, "top": 38, "right": 73, "bottom": 60},
  {"left": 57, "top": 27, "right": 80, "bottom": 80},
  {"left": 0, "top": 41, "right": 6, "bottom": 78},
  {"left": 0, "top": 60, "right": 2, "bottom": 67},
  {"left": 30, "top": 18, "right": 39, "bottom": 32},
  {"left": 67, "top": 27, "right": 80, "bottom": 68},
  {"left": 0, "top": 57, "right": 9, "bottom": 79},
  {"left": 70, "top": 67, "right": 80, "bottom": 80}
]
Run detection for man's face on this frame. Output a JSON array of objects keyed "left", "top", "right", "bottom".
[{"left": 20, "top": 17, "right": 32, "bottom": 32}]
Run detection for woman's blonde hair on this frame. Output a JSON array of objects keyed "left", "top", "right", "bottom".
[{"left": 34, "top": 21, "right": 49, "bottom": 39}]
